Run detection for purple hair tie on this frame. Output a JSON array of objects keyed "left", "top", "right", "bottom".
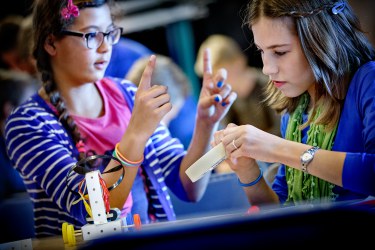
[
  {"left": 332, "top": 1, "right": 346, "bottom": 15},
  {"left": 61, "top": 0, "right": 80, "bottom": 20}
]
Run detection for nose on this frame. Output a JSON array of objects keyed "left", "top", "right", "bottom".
[
  {"left": 97, "top": 34, "right": 111, "bottom": 52},
  {"left": 262, "top": 54, "right": 278, "bottom": 76}
]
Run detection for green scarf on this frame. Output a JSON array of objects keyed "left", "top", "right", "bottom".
[{"left": 285, "top": 93, "right": 338, "bottom": 204}]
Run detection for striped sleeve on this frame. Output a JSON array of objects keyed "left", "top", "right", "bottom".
[{"left": 5, "top": 99, "right": 88, "bottom": 225}]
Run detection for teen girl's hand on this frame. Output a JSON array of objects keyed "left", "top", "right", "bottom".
[
  {"left": 212, "top": 123, "right": 258, "bottom": 173},
  {"left": 214, "top": 123, "right": 284, "bottom": 164},
  {"left": 196, "top": 49, "right": 237, "bottom": 125},
  {"left": 127, "top": 55, "right": 172, "bottom": 144}
]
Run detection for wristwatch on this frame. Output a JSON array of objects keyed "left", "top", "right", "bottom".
[{"left": 300, "top": 146, "right": 320, "bottom": 173}]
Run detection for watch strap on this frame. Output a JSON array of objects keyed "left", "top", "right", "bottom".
[{"left": 301, "top": 146, "right": 320, "bottom": 173}]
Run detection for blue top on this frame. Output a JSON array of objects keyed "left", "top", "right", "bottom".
[
  {"left": 5, "top": 78, "right": 189, "bottom": 237},
  {"left": 272, "top": 61, "right": 375, "bottom": 203},
  {"left": 105, "top": 37, "right": 152, "bottom": 78},
  {"left": 0, "top": 136, "right": 26, "bottom": 200},
  {"left": 168, "top": 94, "right": 197, "bottom": 149}
]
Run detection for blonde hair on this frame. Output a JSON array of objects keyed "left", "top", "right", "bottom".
[
  {"left": 194, "top": 34, "right": 245, "bottom": 77},
  {"left": 126, "top": 54, "right": 191, "bottom": 106}
]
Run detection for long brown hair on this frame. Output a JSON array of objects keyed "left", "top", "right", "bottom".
[
  {"left": 32, "top": 0, "right": 111, "bottom": 160},
  {"left": 245, "top": 0, "right": 374, "bottom": 129}
]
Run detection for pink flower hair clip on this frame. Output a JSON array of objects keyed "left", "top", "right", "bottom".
[{"left": 61, "top": 0, "right": 80, "bottom": 20}]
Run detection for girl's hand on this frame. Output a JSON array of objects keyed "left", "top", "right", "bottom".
[
  {"left": 128, "top": 55, "right": 172, "bottom": 141},
  {"left": 219, "top": 124, "right": 281, "bottom": 163},
  {"left": 196, "top": 49, "right": 237, "bottom": 125},
  {"left": 213, "top": 123, "right": 262, "bottom": 177}
]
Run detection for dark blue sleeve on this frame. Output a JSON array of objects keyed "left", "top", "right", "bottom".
[
  {"left": 271, "top": 113, "right": 289, "bottom": 203},
  {"left": 272, "top": 164, "right": 288, "bottom": 203},
  {"left": 340, "top": 62, "right": 375, "bottom": 196},
  {"left": 343, "top": 153, "right": 375, "bottom": 196},
  {"left": 359, "top": 64, "right": 375, "bottom": 151}
]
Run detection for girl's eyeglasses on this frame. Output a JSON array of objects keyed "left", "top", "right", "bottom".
[{"left": 60, "top": 27, "right": 123, "bottom": 49}]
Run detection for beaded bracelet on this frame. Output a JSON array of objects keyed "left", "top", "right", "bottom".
[
  {"left": 237, "top": 168, "right": 263, "bottom": 187},
  {"left": 113, "top": 143, "right": 144, "bottom": 167}
]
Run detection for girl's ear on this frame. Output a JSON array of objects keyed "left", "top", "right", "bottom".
[{"left": 44, "top": 35, "right": 56, "bottom": 56}]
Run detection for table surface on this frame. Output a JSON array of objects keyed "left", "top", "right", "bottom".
[{"left": 18, "top": 199, "right": 375, "bottom": 249}]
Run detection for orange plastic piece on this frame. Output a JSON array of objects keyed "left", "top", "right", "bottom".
[
  {"left": 133, "top": 213, "right": 142, "bottom": 230},
  {"left": 246, "top": 205, "right": 260, "bottom": 214}
]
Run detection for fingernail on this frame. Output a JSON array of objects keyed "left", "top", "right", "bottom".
[
  {"left": 217, "top": 81, "right": 223, "bottom": 88},
  {"left": 215, "top": 96, "right": 220, "bottom": 102},
  {"left": 221, "top": 102, "right": 227, "bottom": 107}
]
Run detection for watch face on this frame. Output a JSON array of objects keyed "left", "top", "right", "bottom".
[{"left": 302, "top": 153, "right": 313, "bottom": 162}]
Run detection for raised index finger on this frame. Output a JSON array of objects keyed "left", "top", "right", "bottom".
[
  {"left": 203, "top": 48, "right": 212, "bottom": 75},
  {"left": 138, "top": 54, "right": 156, "bottom": 91}
]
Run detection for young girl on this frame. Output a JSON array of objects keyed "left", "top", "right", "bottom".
[
  {"left": 212, "top": 0, "right": 375, "bottom": 206},
  {"left": 5, "top": 0, "right": 236, "bottom": 237}
]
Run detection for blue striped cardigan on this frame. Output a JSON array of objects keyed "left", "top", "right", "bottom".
[{"left": 5, "top": 78, "right": 189, "bottom": 237}]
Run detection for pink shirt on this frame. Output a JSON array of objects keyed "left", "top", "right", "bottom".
[{"left": 73, "top": 78, "right": 133, "bottom": 216}]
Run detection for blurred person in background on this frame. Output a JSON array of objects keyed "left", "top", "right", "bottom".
[
  {"left": 105, "top": 37, "right": 152, "bottom": 78},
  {"left": 0, "top": 70, "right": 39, "bottom": 201},
  {"left": 126, "top": 54, "right": 197, "bottom": 149},
  {"left": 195, "top": 34, "right": 280, "bottom": 136},
  {"left": 0, "top": 15, "right": 23, "bottom": 71},
  {"left": 16, "top": 14, "right": 39, "bottom": 78}
]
